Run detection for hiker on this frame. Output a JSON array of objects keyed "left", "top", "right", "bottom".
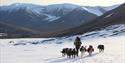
[
  {"left": 80, "top": 46, "right": 87, "bottom": 57},
  {"left": 74, "top": 36, "right": 82, "bottom": 56},
  {"left": 87, "top": 45, "right": 94, "bottom": 56},
  {"left": 97, "top": 44, "right": 104, "bottom": 52}
]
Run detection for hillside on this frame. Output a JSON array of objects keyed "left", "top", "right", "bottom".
[
  {"left": 47, "top": 3, "right": 125, "bottom": 37},
  {"left": 0, "top": 3, "right": 120, "bottom": 38}
]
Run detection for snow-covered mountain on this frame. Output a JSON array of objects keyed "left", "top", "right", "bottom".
[
  {"left": 82, "top": 6, "right": 107, "bottom": 16},
  {"left": 1, "top": 24, "right": 124, "bottom": 45},
  {"left": 81, "top": 4, "right": 120, "bottom": 16},
  {"left": 0, "top": 3, "right": 121, "bottom": 38},
  {"left": 0, "top": 3, "right": 44, "bottom": 13},
  {"left": 56, "top": 3, "right": 125, "bottom": 37},
  {"left": 0, "top": 3, "right": 79, "bottom": 20},
  {"left": 45, "top": 3, "right": 79, "bottom": 16},
  {"left": 0, "top": 3, "right": 118, "bottom": 17},
  {"left": 0, "top": 3, "right": 119, "bottom": 23},
  {"left": 103, "top": 4, "right": 120, "bottom": 11}
]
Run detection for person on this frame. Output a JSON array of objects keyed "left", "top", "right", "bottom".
[
  {"left": 74, "top": 36, "right": 82, "bottom": 56},
  {"left": 80, "top": 46, "right": 87, "bottom": 57},
  {"left": 87, "top": 45, "right": 94, "bottom": 56}
]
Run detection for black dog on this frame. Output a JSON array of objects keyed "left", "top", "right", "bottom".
[
  {"left": 61, "top": 48, "right": 68, "bottom": 57},
  {"left": 97, "top": 44, "right": 104, "bottom": 52},
  {"left": 67, "top": 48, "right": 72, "bottom": 58},
  {"left": 72, "top": 48, "right": 78, "bottom": 58},
  {"left": 61, "top": 48, "right": 78, "bottom": 58}
]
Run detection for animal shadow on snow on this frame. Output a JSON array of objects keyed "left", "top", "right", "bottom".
[
  {"left": 46, "top": 53, "right": 99, "bottom": 63},
  {"left": 44, "top": 56, "right": 62, "bottom": 61},
  {"left": 83, "top": 52, "right": 99, "bottom": 58}
]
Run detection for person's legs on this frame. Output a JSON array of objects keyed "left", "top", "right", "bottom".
[{"left": 76, "top": 46, "right": 80, "bottom": 56}]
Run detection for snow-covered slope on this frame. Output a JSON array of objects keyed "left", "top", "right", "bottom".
[
  {"left": 82, "top": 7, "right": 105, "bottom": 16},
  {"left": 0, "top": 3, "right": 121, "bottom": 37},
  {"left": 0, "top": 3, "right": 79, "bottom": 22},
  {"left": 0, "top": 3, "right": 44, "bottom": 14},
  {"left": 0, "top": 30, "right": 124, "bottom": 63},
  {"left": 82, "top": 5, "right": 119, "bottom": 16},
  {"left": 45, "top": 3, "right": 79, "bottom": 16},
  {"left": 103, "top": 4, "right": 120, "bottom": 11},
  {"left": 0, "top": 3, "right": 78, "bottom": 15},
  {"left": 0, "top": 24, "right": 124, "bottom": 45},
  {"left": 0, "top": 3, "right": 119, "bottom": 22}
]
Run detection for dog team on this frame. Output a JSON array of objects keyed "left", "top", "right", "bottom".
[{"left": 61, "top": 36, "right": 104, "bottom": 58}]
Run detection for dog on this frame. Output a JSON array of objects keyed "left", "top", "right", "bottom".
[
  {"left": 72, "top": 48, "right": 78, "bottom": 58},
  {"left": 61, "top": 48, "right": 68, "bottom": 57},
  {"left": 97, "top": 44, "right": 104, "bottom": 52},
  {"left": 87, "top": 45, "right": 94, "bottom": 56},
  {"left": 80, "top": 46, "right": 87, "bottom": 57},
  {"left": 61, "top": 48, "right": 78, "bottom": 58}
]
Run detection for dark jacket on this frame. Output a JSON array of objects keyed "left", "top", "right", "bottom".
[{"left": 74, "top": 37, "right": 82, "bottom": 46}]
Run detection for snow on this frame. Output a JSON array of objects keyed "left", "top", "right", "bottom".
[
  {"left": 103, "top": 5, "right": 120, "bottom": 11},
  {"left": 46, "top": 3, "right": 78, "bottom": 13},
  {"left": 43, "top": 14, "right": 60, "bottom": 22},
  {"left": 0, "top": 24, "right": 124, "bottom": 45},
  {"left": 0, "top": 3, "right": 78, "bottom": 22},
  {"left": 82, "top": 7, "right": 104, "bottom": 16},
  {"left": 0, "top": 3, "right": 43, "bottom": 13},
  {"left": 0, "top": 36, "right": 125, "bottom": 63},
  {"left": 104, "top": 13, "right": 114, "bottom": 18},
  {"left": 0, "top": 24, "right": 125, "bottom": 63},
  {"left": 82, "top": 4, "right": 119, "bottom": 16},
  {"left": 0, "top": 3, "right": 119, "bottom": 22}
]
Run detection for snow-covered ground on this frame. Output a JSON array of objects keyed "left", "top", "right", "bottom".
[
  {"left": 0, "top": 36, "right": 125, "bottom": 63},
  {"left": 0, "top": 24, "right": 125, "bottom": 63}
]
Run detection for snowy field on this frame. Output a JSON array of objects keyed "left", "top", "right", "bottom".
[
  {"left": 0, "top": 36, "right": 125, "bottom": 63},
  {"left": 0, "top": 24, "right": 125, "bottom": 63}
]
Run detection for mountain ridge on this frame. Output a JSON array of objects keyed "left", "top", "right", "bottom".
[{"left": 0, "top": 3, "right": 122, "bottom": 38}]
